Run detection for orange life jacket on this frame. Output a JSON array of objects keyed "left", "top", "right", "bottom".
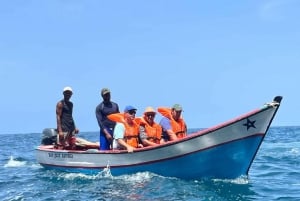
[
  {"left": 139, "top": 117, "right": 162, "bottom": 144},
  {"left": 107, "top": 113, "right": 125, "bottom": 123},
  {"left": 108, "top": 113, "right": 140, "bottom": 148},
  {"left": 157, "top": 107, "right": 187, "bottom": 138},
  {"left": 123, "top": 121, "right": 140, "bottom": 148}
]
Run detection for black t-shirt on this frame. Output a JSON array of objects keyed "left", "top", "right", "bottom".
[{"left": 96, "top": 101, "right": 119, "bottom": 130}]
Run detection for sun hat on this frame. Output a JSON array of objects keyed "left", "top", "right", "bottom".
[
  {"left": 124, "top": 105, "right": 137, "bottom": 112},
  {"left": 63, "top": 86, "right": 73, "bottom": 93},
  {"left": 101, "top": 88, "right": 110, "bottom": 96},
  {"left": 172, "top": 104, "right": 182, "bottom": 111},
  {"left": 144, "top": 106, "right": 156, "bottom": 114}
]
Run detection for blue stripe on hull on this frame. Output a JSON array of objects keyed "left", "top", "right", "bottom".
[{"left": 110, "top": 135, "right": 264, "bottom": 179}]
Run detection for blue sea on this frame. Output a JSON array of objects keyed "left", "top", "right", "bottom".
[{"left": 0, "top": 127, "right": 299, "bottom": 201}]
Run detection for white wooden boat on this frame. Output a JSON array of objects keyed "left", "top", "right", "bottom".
[{"left": 36, "top": 96, "right": 282, "bottom": 179}]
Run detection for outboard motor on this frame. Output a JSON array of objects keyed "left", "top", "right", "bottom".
[{"left": 41, "top": 128, "right": 57, "bottom": 145}]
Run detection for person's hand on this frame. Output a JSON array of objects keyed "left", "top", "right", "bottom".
[
  {"left": 138, "top": 144, "right": 144, "bottom": 148},
  {"left": 58, "top": 132, "right": 64, "bottom": 145},
  {"left": 127, "top": 146, "right": 134, "bottom": 153},
  {"left": 168, "top": 131, "right": 178, "bottom": 141},
  {"left": 105, "top": 133, "right": 113, "bottom": 143},
  {"left": 58, "top": 132, "right": 64, "bottom": 140}
]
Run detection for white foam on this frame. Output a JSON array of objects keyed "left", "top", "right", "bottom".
[
  {"left": 4, "top": 156, "right": 26, "bottom": 167},
  {"left": 213, "top": 175, "right": 249, "bottom": 184}
]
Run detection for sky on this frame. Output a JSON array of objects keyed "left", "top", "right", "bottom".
[{"left": 0, "top": 0, "right": 299, "bottom": 134}]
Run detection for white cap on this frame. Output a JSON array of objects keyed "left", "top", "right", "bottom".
[{"left": 63, "top": 86, "right": 73, "bottom": 92}]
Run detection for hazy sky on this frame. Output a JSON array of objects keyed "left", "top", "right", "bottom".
[{"left": 0, "top": 0, "right": 299, "bottom": 134}]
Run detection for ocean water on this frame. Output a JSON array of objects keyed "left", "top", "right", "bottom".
[{"left": 0, "top": 127, "right": 299, "bottom": 201}]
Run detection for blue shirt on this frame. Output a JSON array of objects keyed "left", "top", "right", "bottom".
[{"left": 159, "top": 117, "right": 171, "bottom": 131}]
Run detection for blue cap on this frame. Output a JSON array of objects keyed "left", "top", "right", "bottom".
[{"left": 124, "top": 105, "right": 137, "bottom": 112}]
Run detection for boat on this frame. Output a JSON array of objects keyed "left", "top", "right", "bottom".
[{"left": 36, "top": 96, "right": 282, "bottom": 180}]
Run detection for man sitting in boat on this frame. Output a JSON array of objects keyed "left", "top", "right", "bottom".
[
  {"left": 158, "top": 104, "right": 187, "bottom": 142},
  {"left": 138, "top": 107, "right": 163, "bottom": 146},
  {"left": 110, "top": 105, "right": 143, "bottom": 152}
]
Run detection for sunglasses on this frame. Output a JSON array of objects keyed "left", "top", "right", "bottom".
[
  {"left": 146, "top": 113, "right": 156, "bottom": 117},
  {"left": 128, "top": 110, "right": 136, "bottom": 115},
  {"left": 64, "top": 91, "right": 73, "bottom": 95}
]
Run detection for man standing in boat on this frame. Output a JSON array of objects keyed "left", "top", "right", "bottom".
[
  {"left": 158, "top": 104, "right": 187, "bottom": 142},
  {"left": 95, "top": 88, "right": 120, "bottom": 150},
  {"left": 56, "top": 86, "right": 79, "bottom": 149}
]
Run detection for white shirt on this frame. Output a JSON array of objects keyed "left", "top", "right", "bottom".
[{"left": 113, "top": 122, "right": 125, "bottom": 149}]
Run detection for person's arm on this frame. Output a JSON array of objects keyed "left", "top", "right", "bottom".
[
  {"left": 116, "top": 139, "right": 134, "bottom": 152},
  {"left": 139, "top": 125, "right": 158, "bottom": 146},
  {"left": 95, "top": 104, "right": 112, "bottom": 141},
  {"left": 113, "top": 123, "right": 134, "bottom": 152},
  {"left": 166, "top": 129, "right": 178, "bottom": 141},
  {"left": 73, "top": 124, "right": 79, "bottom": 134},
  {"left": 142, "top": 139, "right": 158, "bottom": 146},
  {"left": 71, "top": 102, "right": 79, "bottom": 134},
  {"left": 103, "top": 129, "right": 113, "bottom": 143},
  {"left": 56, "top": 101, "right": 64, "bottom": 143},
  {"left": 115, "top": 103, "right": 120, "bottom": 113},
  {"left": 95, "top": 104, "right": 105, "bottom": 129},
  {"left": 160, "top": 117, "right": 178, "bottom": 141}
]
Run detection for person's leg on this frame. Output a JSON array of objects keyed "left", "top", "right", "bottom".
[
  {"left": 99, "top": 130, "right": 109, "bottom": 150},
  {"left": 107, "top": 128, "right": 114, "bottom": 149},
  {"left": 57, "top": 131, "right": 68, "bottom": 148},
  {"left": 65, "top": 131, "right": 76, "bottom": 150}
]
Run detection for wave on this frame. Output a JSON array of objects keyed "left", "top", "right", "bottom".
[{"left": 3, "top": 156, "right": 27, "bottom": 167}]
